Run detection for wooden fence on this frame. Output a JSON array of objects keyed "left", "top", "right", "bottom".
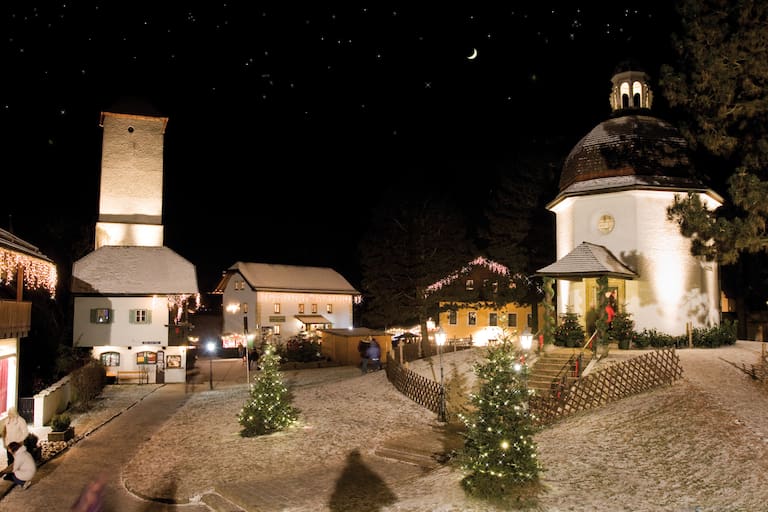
[
  {"left": 385, "top": 352, "right": 444, "bottom": 416},
  {"left": 530, "top": 347, "right": 683, "bottom": 426}
]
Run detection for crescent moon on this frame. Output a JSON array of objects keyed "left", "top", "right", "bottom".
[{"left": 467, "top": 48, "right": 478, "bottom": 60}]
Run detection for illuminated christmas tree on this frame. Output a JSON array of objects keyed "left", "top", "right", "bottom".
[
  {"left": 458, "top": 338, "right": 541, "bottom": 499},
  {"left": 238, "top": 343, "right": 298, "bottom": 437}
]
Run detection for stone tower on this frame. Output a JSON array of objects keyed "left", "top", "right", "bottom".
[{"left": 95, "top": 100, "right": 168, "bottom": 249}]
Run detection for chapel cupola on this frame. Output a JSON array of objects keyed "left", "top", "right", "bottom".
[{"left": 609, "top": 61, "right": 653, "bottom": 113}]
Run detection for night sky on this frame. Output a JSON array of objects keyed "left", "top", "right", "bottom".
[{"left": 1, "top": 3, "right": 679, "bottom": 295}]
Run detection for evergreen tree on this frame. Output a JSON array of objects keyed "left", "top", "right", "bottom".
[
  {"left": 476, "top": 144, "right": 559, "bottom": 277},
  {"left": 458, "top": 339, "right": 541, "bottom": 500},
  {"left": 660, "top": 0, "right": 768, "bottom": 265},
  {"left": 238, "top": 343, "right": 298, "bottom": 437},
  {"left": 358, "top": 184, "right": 474, "bottom": 354}
]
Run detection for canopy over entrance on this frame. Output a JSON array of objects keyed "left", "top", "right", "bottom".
[
  {"left": 536, "top": 241, "right": 638, "bottom": 280},
  {"left": 295, "top": 315, "right": 331, "bottom": 325}
]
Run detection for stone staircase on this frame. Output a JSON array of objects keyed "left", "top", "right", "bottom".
[{"left": 528, "top": 347, "right": 592, "bottom": 397}]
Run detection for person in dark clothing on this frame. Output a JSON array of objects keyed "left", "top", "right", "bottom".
[
  {"left": 366, "top": 339, "right": 382, "bottom": 371},
  {"left": 248, "top": 347, "right": 261, "bottom": 369},
  {"left": 358, "top": 337, "right": 371, "bottom": 374}
]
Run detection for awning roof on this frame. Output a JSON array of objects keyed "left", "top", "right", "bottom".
[
  {"left": 295, "top": 315, "right": 331, "bottom": 325},
  {"left": 535, "top": 241, "right": 638, "bottom": 281}
]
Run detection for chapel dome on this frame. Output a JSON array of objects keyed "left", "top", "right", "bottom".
[
  {"left": 558, "top": 115, "right": 700, "bottom": 191},
  {"left": 557, "top": 63, "right": 704, "bottom": 194}
]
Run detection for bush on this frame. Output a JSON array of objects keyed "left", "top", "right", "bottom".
[
  {"left": 70, "top": 360, "right": 107, "bottom": 410},
  {"left": 50, "top": 412, "right": 72, "bottom": 432},
  {"left": 554, "top": 310, "right": 585, "bottom": 348},
  {"left": 610, "top": 309, "right": 635, "bottom": 344},
  {"left": 632, "top": 322, "right": 738, "bottom": 349},
  {"left": 280, "top": 337, "right": 323, "bottom": 363}
]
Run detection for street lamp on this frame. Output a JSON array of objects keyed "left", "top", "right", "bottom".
[
  {"left": 520, "top": 328, "right": 533, "bottom": 394},
  {"left": 206, "top": 340, "right": 216, "bottom": 390},
  {"left": 520, "top": 328, "right": 533, "bottom": 362},
  {"left": 435, "top": 326, "right": 447, "bottom": 423},
  {"left": 243, "top": 303, "right": 249, "bottom": 384}
]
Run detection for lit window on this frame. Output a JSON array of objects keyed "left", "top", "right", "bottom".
[
  {"left": 326, "top": 304, "right": 333, "bottom": 314},
  {"left": 468, "top": 312, "right": 477, "bottom": 326},
  {"left": 274, "top": 303, "right": 281, "bottom": 314},
  {"left": 311, "top": 303, "right": 318, "bottom": 314},
  {"left": 136, "top": 351, "right": 157, "bottom": 364},
  {"left": 274, "top": 325, "right": 281, "bottom": 335},
  {"left": 465, "top": 279, "right": 474, "bottom": 290},
  {"left": 100, "top": 351, "right": 120, "bottom": 367},
  {"left": 298, "top": 304, "right": 305, "bottom": 314},
  {"left": 90, "top": 308, "right": 112, "bottom": 324}
]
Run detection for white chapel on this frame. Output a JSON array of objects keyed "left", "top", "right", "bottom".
[{"left": 537, "top": 62, "right": 723, "bottom": 336}]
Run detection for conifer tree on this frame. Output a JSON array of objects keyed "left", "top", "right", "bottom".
[
  {"left": 238, "top": 343, "right": 298, "bottom": 437},
  {"left": 458, "top": 338, "right": 541, "bottom": 499},
  {"left": 660, "top": 0, "right": 768, "bottom": 265}
]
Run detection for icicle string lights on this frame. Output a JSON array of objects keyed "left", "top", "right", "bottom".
[
  {"left": 0, "top": 248, "right": 57, "bottom": 297},
  {"left": 425, "top": 257, "right": 509, "bottom": 296}
]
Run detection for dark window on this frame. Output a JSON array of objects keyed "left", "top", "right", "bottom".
[{"left": 90, "top": 308, "right": 112, "bottom": 324}]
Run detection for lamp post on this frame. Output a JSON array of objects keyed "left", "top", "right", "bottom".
[
  {"left": 435, "top": 327, "right": 447, "bottom": 423},
  {"left": 243, "top": 303, "right": 249, "bottom": 384},
  {"left": 520, "top": 328, "right": 533, "bottom": 394},
  {"left": 206, "top": 341, "right": 215, "bottom": 390}
]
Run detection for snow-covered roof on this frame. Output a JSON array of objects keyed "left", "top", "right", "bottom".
[
  {"left": 72, "top": 246, "right": 198, "bottom": 294},
  {"left": 0, "top": 227, "right": 53, "bottom": 262},
  {"left": 219, "top": 262, "right": 359, "bottom": 294},
  {"left": 536, "top": 242, "right": 638, "bottom": 280}
]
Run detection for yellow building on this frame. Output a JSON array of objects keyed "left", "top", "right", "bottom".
[{"left": 427, "top": 257, "right": 542, "bottom": 346}]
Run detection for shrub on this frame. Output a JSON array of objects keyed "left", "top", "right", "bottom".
[
  {"left": 70, "top": 359, "right": 107, "bottom": 410},
  {"left": 610, "top": 309, "right": 635, "bottom": 343},
  {"left": 280, "top": 337, "right": 323, "bottom": 362},
  {"left": 554, "top": 310, "right": 585, "bottom": 348},
  {"left": 50, "top": 412, "right": 72, "bottom": 432}
]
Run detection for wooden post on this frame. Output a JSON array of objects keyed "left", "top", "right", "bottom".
[
  {"left": 687, "top": 322, "right": 693, "bottom": 348},
  {"left": 16, "top": 265, "right": 23, "bottom": 301}
]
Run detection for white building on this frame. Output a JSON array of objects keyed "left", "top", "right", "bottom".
[
  {"left": 214, "top": 262, "right": 360, "bottom": 348},
  {"left": 538, "top": 63, "right": 723, "bottom": 336},
  {"left": 71, "top": 102, "right": 199, "bottom": 383}
]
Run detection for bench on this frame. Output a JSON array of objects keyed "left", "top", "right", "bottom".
[{"left": 117, "top": 371, "right": 148, "bottom": 384}]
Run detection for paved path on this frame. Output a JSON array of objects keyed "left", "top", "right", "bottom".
[{"left": 0, "top": 383, "right": 213, "bottom": 512}]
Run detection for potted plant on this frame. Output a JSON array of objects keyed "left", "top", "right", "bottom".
[
  {"left": 48, "top": 412, "right": 75, "bottom": 442},
  {"left": 555, "top": 310, "right": 586, "bottom": 348},
  {"left": 611, "top": 309, "right": 635, "bottom": 350}
]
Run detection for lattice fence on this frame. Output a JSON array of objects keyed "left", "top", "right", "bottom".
[
  {"left": 530, "top": 347, "right": 683, "bottom": 426},
  {"left": 385, "top": 353, "right": 443, "bottom": 415}
]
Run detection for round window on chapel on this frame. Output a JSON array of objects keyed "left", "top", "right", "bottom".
[{"left": 597, "top": 214, "right": 615, "bottom": 234}]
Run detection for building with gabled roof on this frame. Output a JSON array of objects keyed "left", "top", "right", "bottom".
[
  {"left": 427, "top": 256, "right": 541, "bottom": 345},
  {"left": 213, "top": 262, "right": 360, "bottom": 347},
  {"left": 71, "top": 104, "right": 198, "bottom": 384}
]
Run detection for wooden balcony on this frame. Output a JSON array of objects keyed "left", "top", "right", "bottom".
[{"left": 0, "top": 300, "right": 32, "bottom": 339}]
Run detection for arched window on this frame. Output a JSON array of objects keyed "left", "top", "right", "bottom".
[
  {"left": 632, "top": 81, "right": 643, "bottom": 107},
  {"left": 620, "top": 82, "right": 631, "bottom": 108}
]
